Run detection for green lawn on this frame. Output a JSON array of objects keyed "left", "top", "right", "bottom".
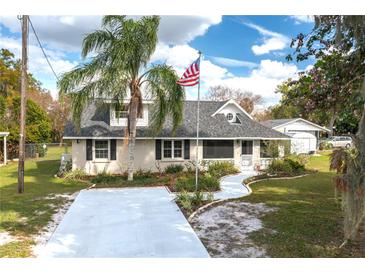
[
  {"left": 0, "top": 146, "right": 88, "bottom": 257},
  {"left": 242, "top": 153, "right": 362, "bottom": 257}
]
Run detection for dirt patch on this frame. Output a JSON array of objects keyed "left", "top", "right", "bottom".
[
  {"left": 32, "top": 191, "right": 79, "bottom": 257},
  {"left": 190, "top": 201, "right": 275, "bottom": 258}
]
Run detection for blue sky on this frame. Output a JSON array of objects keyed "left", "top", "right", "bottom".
[{"left": 0, "top": 15, "right": 315, "bottom": 107}]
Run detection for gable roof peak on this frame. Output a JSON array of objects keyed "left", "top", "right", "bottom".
[{"left": 211, "top": 98, "right": 253, "bottom": 120}]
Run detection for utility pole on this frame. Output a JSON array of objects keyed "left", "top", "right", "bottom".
[{"left": 18, "top": 15, "right": 28, "bottom": 194}]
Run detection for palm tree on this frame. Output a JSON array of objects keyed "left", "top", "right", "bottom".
[{"left": 58, "top": 16, "right": 184, "bottom": 181}]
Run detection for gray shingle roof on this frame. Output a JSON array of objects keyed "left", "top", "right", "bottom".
[
  {"left": 64, "top": 101, "right": 289, "bottom": 139},
  {"left": 260, "top": 118, "right": 298, "bottom": 129}
]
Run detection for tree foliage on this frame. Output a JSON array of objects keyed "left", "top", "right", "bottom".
[
  {"left": 58, "top": 16, "right": 185, "bottom": 180},
  {"left": 204, "top": 85, "right": 263, "bottom": 114},
  {"left": 0, "top": 48, "right": 57, "bottom": 160},
  {"left": 288, "top": 16, "right": 365, "bottom": 240}
]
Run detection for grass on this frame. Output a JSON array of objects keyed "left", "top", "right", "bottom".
[
  {"left": 241, "top": 152, "right": 362, "bottom": 257},
  {"left": 0, "top": 146, "right": 89, "bottom": 257}
]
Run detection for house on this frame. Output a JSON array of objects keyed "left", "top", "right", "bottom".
[
  {"left": 63, "top": 99, "right": 290, "bottom": 175},
  {"left": 261, "top": 118, "right": 330, "bottom": 154}
]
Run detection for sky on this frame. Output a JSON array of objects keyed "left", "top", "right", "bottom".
[{"left": 0, "top": 15, "right": 315, "bottom": 107}]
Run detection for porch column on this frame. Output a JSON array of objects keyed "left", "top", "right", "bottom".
[{"left": 3, "top": 136, "right": 6, "bottom": 165}]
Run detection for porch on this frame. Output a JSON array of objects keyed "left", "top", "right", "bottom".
[{"left": 201, "top": 139, "right": 287, "bottom": 172}]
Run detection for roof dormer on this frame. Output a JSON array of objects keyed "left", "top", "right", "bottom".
[{"left": 211, "top": 99, "right": 253, "bottom": 120}]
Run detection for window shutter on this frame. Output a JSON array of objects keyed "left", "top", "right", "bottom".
[
  {"left": 110, "top": 139, "right": 117, "bottom": 160},
  {"left": 184, "top": 140, "right": 190, "bottom": 159},
  {"left": 86, "top": 139, "right": 92, "bottom": 161},
  {"left": 155, "top": 139, "right": 162, "bottom": 160}
]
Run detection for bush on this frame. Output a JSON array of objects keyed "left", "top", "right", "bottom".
[
  {"left": 165, "top": 164, "right": 184, "bottom": 174},
  {"left": 199, "top": 173, "right": 220, "bottom": 191},
  {"left": 90, "top": 172, "right": 119, "bottom": 184},
  {"left": 176, "top": 191, "right": 206, "bottom": 214},
  {"left": 175, "top": 175, "right": 196, "bottom": 192},
  {"left": 285, "top": 154, "right": 309, "bottom": 166},
  {"left": 267, "top": 158, "right": 305, "bottom": 174},
  {"left": 174, "top": 173, "right": 220, "bottom": 192},
  {"left": 207, "top": 161, "right": 239, "bottom": 178},
  {"left": 63, "top": 168, "right": 87, "bottom": 181},
  {"left": 134, "top": 168, "right": 154, "bottom": 179},
  {"left": 319, "top": 141, "right": 333, "bottom": 150}
]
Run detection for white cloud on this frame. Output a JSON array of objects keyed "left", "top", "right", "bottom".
[
  {"left": 158, "top": 16, "right": 222, "bottom": 44},
  {"left": 204, "top": 59, "right": 299, "bottom": 105},
  {"left": 0, "top": 34, "right": 77, "bottom": 97},
  {"left": 210, "top": 56, "right": 258, "bottom": 68},
  {"left": 0, "top": 15, "right": 222, "bottom": 98},
  {"left": 290, "top": 15, "right": 314, "bottom": 25},
  {"left": 0, "top": 15, "right": 222, "bottom": 52},
  {"left": 242, "top": 22, "right": 290, "bottom": 55},
  {"left": 151, "top": 42, "right": 298, "bottom": 103},
  {"left": 251, "top": 59, "right": 298, "bottom": 79}
]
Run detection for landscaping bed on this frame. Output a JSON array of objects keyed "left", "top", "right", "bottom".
[{"left": 64, "top": 161, "right": 239, "bottom": 194}]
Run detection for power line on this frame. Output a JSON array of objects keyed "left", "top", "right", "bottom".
[{"left": 28, "top": 16, "right": 59, "bottom": 81}]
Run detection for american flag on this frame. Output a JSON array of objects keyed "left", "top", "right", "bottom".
[{"left": 177, "top": 58, "right": 200, "bottom": 86}]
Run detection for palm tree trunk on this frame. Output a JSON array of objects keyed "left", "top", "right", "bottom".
[{"left": 127, "top": 95, "right": 139, "bottom": 181}]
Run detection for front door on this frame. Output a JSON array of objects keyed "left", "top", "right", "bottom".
[{"left": 241, "top": 140, "right": 253, "bottom": 170}]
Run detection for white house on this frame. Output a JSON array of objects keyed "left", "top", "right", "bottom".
[
  {"left": 63, "top": 99, "right": 291, "bottom": 174},
  {"left": 261, "top": 118, "right": 330, "bottom": 154}
]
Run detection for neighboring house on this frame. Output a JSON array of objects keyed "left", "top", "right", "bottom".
[
  {"left": 261, "top": 118, "right": 330, "bottom": 154},
  {"left": 63, "top": 99, "right": 290, "bottom": 174}
]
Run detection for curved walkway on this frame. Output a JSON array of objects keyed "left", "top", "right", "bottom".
[{"left": 214, "top": 171, "right": 257, "bottom": 200}]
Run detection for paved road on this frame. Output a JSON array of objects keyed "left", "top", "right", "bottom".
[{"left": 38, "top": 187, "right": 209, "bottom": 258}]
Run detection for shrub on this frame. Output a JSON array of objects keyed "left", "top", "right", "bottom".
[
  {"left": 90, "top": 172, "right": 119, "bottom": 184},
  {"left": 134, "top": 168, "right": 154, "bottom": 179},
  {"left": 175, "top": 175, "right": 196, "bottom": 192},
  {"left": 176, "top": 191, "right": 206, "bottom": 214},
  {"left": 285, "top": 154, "right": 309, "bottom": 166},
  {"left": 176, "top": 191, "right": 193, "bottom": 213},
  {"left": 199, "top": 173, "right": 220, "bottom": 191},
  {"left": 174, "top": 173, "right": 220, "bottom": 192},
  {"left": 207, "top": 161, "right": 239, "bottom": 178},
  {"left": 267, "top": 158, "right": 305, "bottom": 174},
  {"left": 319, "top": 141, "right": 333, "bottom": 150},
  {"left": 63, "top": 168, "right": 87, "bottom": 181},
  {"left": 165, "top": 164, "right": 184, "bottom": 174}
]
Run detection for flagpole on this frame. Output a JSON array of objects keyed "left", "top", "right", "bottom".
[{"left": 195, "top": 51, "right": 202, "bottom": 192}]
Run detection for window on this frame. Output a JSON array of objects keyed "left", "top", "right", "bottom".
[
  {"left": 226, "top": 113, "right": 234, "bottom": 121},
  {"left": 203, "top": 140, "right": 234, "bottom": 159},
  {"left": 163, "top": 140, "right": 172, "bottom": 158},
  {"left": 115, "top": 104, "right": 128, "bottom": 119},
  {"left": 242, "top": 140, "right": 253, "bottom": 155},
  {"left": 163, "top": 140, "right": 183, "bottom": 159},
  {"left": 95, "top": 140, "right": 109, "bottom": 159},
  {"left": 174, "top": 140, "right": 182, "bottom": 158}
]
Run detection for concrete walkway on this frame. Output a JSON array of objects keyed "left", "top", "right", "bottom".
[
  {"left": 37, "top": 187, "right": 209, "bottom": 258},
  {"left": 214, "top": 171, "right": 256, "bottom": 200}
]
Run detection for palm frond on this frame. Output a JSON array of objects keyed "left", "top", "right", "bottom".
[
  {"left": 144, "top": 64, "right": 184, "bottom": 135},
  {"left": 81, "top": 30, "right": 115, "bottom": 59}
]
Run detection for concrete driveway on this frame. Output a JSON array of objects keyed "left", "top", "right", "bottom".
[{"left": 38, "top": 187, "right": 209, "bottom": 258}]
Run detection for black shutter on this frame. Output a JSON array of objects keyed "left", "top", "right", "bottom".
[
  {"left": 110, "top": 139, "right": 117, "bottom": 160},
  {"left": 155, "top": 139, "right": 162, "bottom": 160},
  {"left": 86, "top": 139, "right": 92, "bottom": 160},
  {"left": 184, "top": 140, "right": 190, "bottom": 159}
]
